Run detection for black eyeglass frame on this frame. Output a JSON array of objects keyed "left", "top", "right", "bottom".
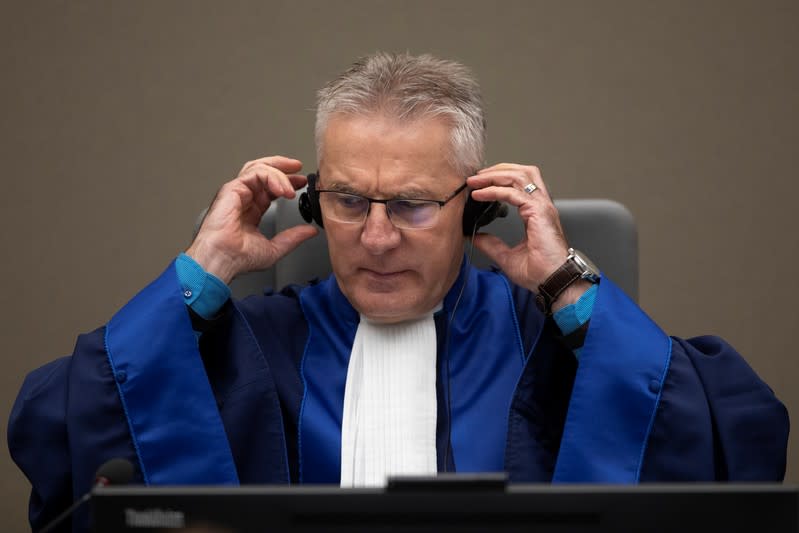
[{"left": 315, "top": 182, "right": 468, "bottom": 228}]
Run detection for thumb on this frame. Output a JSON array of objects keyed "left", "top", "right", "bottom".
[
  {"left": 268, "top": 224, "right": 320, "bottom": 263},
  {"left": 472, "top": 233, "right": 512, "bottom": 269}
]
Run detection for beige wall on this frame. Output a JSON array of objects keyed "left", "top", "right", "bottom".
[{"left": 2, "top": 0, "right": 796, "bottom": 529}]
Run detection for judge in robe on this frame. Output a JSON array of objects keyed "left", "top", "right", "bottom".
[{"left": 9, "top": 52, "right": 789, "bottom": 533}]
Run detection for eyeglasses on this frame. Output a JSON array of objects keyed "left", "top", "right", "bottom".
[{"left": 317, "top": 183, "right": 467, "bottom": 230}]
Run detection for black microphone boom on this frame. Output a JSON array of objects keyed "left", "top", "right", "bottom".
[{"left": 38, "top": 458, "right": 134, "bottom": 533}]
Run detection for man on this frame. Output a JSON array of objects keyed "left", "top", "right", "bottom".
[{"left": 9, "top": 52, "right": 789, "bottom": 531}]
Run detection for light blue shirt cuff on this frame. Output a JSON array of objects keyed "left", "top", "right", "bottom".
[
  {"left": 175, "top": 253, "right": 231, "bottom": 320},
  {"left": 552, "top": 283, "right": 597, "bottom": 335}
]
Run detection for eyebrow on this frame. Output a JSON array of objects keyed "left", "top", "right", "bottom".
[
  {"left": 322, "top": 181, "right": 439, "bottom": 200},
  {"left": 322, "top": 182, "right": 362, "bottom": 195}
]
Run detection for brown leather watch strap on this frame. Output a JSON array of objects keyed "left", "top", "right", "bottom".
[{"left": 535, "top": 258, "right": 583, "bottom": 315}]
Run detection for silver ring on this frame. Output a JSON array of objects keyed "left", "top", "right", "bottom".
[{"left": 523, "top": 183, "right": 538, "bottom": 195}]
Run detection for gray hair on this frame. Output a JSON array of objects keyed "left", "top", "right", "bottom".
[{"left": 315, "top": 52, "right": 486, "bottom": 176}]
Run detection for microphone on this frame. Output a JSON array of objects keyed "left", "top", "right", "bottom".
[
  {"left": 38, "top": 458, "right": 134, "bottom": 533},
  {"left": 93, "top": 458, "right": 134, "bottom": 487}
]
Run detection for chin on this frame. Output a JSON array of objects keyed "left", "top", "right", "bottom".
[{"left": 349, "top": 291, "right": 431, "bottom": 324}]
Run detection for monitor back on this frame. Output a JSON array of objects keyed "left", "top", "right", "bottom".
[{"left": 91, "top": 483, "right": 799, "bottom": 533}]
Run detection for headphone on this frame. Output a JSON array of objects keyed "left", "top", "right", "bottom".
[{"left": 298, "top": 173, "right": 507, "bottom": 236}]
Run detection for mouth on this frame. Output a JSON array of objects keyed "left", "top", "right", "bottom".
[{"left": 360, "top": 268, "right": 409, "bottom": 280}]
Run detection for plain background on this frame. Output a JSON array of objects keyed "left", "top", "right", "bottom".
[{"left": 2, "top": 0, "right": 796, "bottom": 529}]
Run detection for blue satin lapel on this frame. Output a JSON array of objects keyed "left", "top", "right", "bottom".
[
  {"left": 105, "top": 262, "right": 239, "bottom": 485},
  {"left": 297, "top": 279, "right": 358, "bottom": 483},
  {"left": 444, "top": 267, "right": 526, "bottom": 472},
  {"left": 553, "top": 276, "right": 672, "bottom": 482},
  {"left": 297, "top": 264, "right": 527, "bottom": 481}
]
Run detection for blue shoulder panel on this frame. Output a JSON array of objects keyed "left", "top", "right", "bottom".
[
  {"left": 553, "top": 276, "right": 672, "bottom": 483},
  {"left": 105, "top": 261, "right": 239, "bottom": 484},
  {"left": 297, "top": 278, "right": 358, "bottom": 483},
  {"left": 444, "top": 268, "right": 526, "bottom": 473}
]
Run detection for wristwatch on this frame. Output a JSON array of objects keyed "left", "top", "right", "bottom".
[{"left": 535, "top": 248, "right": 601, "bottom": 315}]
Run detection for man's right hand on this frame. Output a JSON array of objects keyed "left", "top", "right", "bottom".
[{"left": 186, "top": 156, "right": 319, "bottom": 284}]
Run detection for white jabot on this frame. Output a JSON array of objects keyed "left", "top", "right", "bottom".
[{"left": 340, "top": 310, "right": 439, "bottom": 488}]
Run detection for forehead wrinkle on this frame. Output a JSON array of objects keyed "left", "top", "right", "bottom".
[
  {"left": 322, "top": 172, "right": 449, "bottom": 199},
  {"left": 320, "top": 114, "right": 462, "bottom": 197}
]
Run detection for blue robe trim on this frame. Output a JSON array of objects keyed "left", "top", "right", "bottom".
[
  {"left": 9, "top": 261, "right": 791, "bottom": 532},
  {"left": 553, "top": 276, "right": 672, "bottom": 482},
  {"left": 297, "top": 278, "right": 358, "bottom": 483},
  {"left": 297, "top": 263, "right": 525, "bottom": 482},
  {"left": 444, "top": 266, "right": 526, "bottom": 473},
  {"left": 105, "top": 262, "right": 239, "bottom": 485}
]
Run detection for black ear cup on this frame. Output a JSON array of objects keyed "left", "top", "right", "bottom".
[
  {"left": 298, "top": 171, "right": 506, "bottom": 233},
  {"left": 298, "top": 192, "right": 313, "bottom": 223},
  {"left": 461, "top": 198, "right": 507, "bottom": 236},
  {"left": 298, "top": 173, "right": 325, "bottom": 227}
]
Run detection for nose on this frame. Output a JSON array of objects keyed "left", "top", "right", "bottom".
[{"left": 360, "top": 203, "right": 401, "bottom": 255}]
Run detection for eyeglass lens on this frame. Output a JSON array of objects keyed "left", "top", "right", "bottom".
[{"left": 319, "top": 192, "right": 440, "bottom": 229}]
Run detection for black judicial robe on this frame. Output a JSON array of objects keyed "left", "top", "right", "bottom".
[{"left": 8, "top": 260, "right": 789, "bottom": 532}]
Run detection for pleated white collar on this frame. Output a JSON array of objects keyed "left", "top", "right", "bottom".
[{"left": 340, "top": 309, "right": 439, "bottom": 487}]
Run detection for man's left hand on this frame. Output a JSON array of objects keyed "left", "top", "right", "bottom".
[{"left": 466, "top": 163, "right": 591, "bottom": 311}]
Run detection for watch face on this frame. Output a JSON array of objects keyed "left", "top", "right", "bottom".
[{"left": 572, "top": 249, "right": 601, "bottom": 280}]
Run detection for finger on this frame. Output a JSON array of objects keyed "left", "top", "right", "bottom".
[
  {"left": 239, "top": 164, "right": 294, "bottom": 199},
  {"left": 477, "top": 162, "right": 524, "bottom": 174},
  {"left": 236, "top": 170, "right": 282, "bottom": 202},
  {"left": 252, "top": 186, "right": 271, "bottom": 213},
  {"left": 524, "top": 166, "right": 551, "bottom": 197},
  {"left": 472, "top": 172, "right": 552, "bottom": 201},
  {"left": 472, "top": 233, "right": 514, "bottom": 270},
  {"left": 467, "top": 173, "right": 524, "bottom": 190},
  {"left": 475, "top": 164, "right": 552, "bottom": 197},
  {"left": 261, "top": 156, "right": 303, "bottom": 173},
  {"left": 470, "top": 185, "right": 537, "bottom": 209},
  {"left": 268, "top": 225, "right": 319, "bottom": 263},
  {"left": 287, "top": 174, "right": 308, "bottom": 191},
  {"left": 241, "top": 156, "right": 303, "bottom": 175},
  {"left": 468, "top": 171, "right": 541, "bottom": 199},
  {"left": 229, "top": 170, "right": 305, "bottom": 227}
]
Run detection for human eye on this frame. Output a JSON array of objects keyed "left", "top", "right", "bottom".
[
  {"left": 388, "top": 199, "right": 439, "bottom": 228},
  {"left": 391, "top": 199, "right": 431, "bottom": 212},
  {"left": 333, "top": 192, "right": 366, "bottom": 210}
]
